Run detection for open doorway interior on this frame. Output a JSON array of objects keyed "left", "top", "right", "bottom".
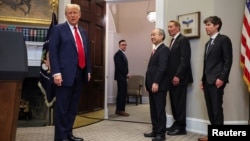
[{"left": 106, "top": 0, "right": 155, "bottom": 123}]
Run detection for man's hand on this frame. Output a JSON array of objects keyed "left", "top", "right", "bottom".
[
  {"left": 172, "top": 76, "right": 180, "bottom": 86},
  {"left": 215, "top": 79, "right": 224, "bottom": 88},
  {"left": 54, "top": 74, "right": 63, "bottom": 86},
  {"left": 151, "top": 83, "right": 159, "bottom": 93}
]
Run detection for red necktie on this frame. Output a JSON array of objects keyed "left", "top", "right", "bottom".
[
  {"left": 74, "top": 26, "right": 85, "bottom": 68},
  {"left": 151, "top": 48, "right": 156, "bottom": 56}
]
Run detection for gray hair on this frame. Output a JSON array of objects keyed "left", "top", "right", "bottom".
[{"left": 157, "top": 28, "right": 165, "bottom": 41}]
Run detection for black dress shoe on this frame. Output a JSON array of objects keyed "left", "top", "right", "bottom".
[
  {"left": 166, "top": 123, "right": 177, "bottom": 132},
  {"left": 152, "top": 135, "right": 166, "bottom": 141},
  {"left": 144, "top": 132, "right": 156, "bottom": 137},
  {"left": 165, "top": 126, "right": 174, "bottom": 131},
  {"left": 54, "top": 139, "right": 69, "bottom": 141},
  {"left": 68, "top": 136, "right": 84, "bottom": 141},
  {"left": 167, "top": 129, "right": 187, "bottom": 136}
]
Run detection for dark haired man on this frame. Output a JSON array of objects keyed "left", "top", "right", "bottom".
[
  {"left": 114, "top": 40, "right": 131, "bottom": 116},
  {"left": 199, "top": 16, "right": 233, "bottom": 141}
]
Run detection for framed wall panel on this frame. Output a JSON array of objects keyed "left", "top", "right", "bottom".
[{"left": 178, "top": 11, "right": 200, "bottom": 39}]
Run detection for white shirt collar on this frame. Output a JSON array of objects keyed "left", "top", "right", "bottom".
[
  {"left": 211, "top": 32, "right": 219, "bottom": 40},
  {"left": 119, "top": 49, "right": 125, "bottom": 54},
  {"left": 67, "top": 21, "right": 78, "bottom": 31},
  {"left": 153, "top": 41, "right": 164, "bottom": 50},
  {"left": 173, "top": 32, "right": 181, "bottom": 39}
]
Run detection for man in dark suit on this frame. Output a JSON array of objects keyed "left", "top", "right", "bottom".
[
  {"left": 166, "top": 20, "right": 193, "bottom": 136},
  {"left": 144, "top": 28, "right": 170, "bottom": 141},
  {"left": 49, "top": 4, "right": 91, "bottom": 141},
  {"left": 114, "top": 40, "right": 130, "bottom": 116},
  {"left": 198, "top": 16, "right": 233, "bottom": 141}
]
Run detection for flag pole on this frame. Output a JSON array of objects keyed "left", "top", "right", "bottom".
[{"left": 49, "top": 0, "right": 55, "bottom": 127}]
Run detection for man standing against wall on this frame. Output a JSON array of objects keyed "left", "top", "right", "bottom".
[
  {"left": 166, "top": 20, "right": 193, "bottom": 136},
  {"left": 114, "top": 40, "right": 130, "bottom": 116},
  {"left": 144, "top": 28, "right": 170, "bottom": 141},
  {"left": 199, "top": 16, "right": 233, "bottom": 141}
]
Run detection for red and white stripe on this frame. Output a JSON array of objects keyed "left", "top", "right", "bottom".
[{"left": 241, "top": 0, "right": 250, "bottom": 91}]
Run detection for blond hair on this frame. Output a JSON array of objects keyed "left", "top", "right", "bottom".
[{"left": 65, "top": 4, "right": 81, "bottom": 14}]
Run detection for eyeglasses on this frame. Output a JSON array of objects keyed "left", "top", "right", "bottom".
[{"left": 120, "top": 44, "right": 127, "bottom": 46}]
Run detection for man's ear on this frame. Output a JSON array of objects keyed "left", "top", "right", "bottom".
[{"left": 215, "top": 24, "right": 219, "bottom": 30}]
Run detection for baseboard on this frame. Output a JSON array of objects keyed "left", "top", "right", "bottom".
[
  {"left": 166, "top": 114, "right": 249, "bottom": 135},
  {"left": 107, "top": 95, "right": 149, "bottom": 104},
  {"left": 107, "top": 96, "right": 114, "bottom": 103}
]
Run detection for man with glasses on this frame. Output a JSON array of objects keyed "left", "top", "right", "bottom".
[{"left": 114, "top": 40, "right": 131, "bottom": 116}]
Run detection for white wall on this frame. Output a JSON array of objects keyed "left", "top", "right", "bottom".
[
  {"left": 58, "top": 0, "right": 70, "bottom": 23},
  {"left": 214, "top": 0, "right": 248, "bottom": 122}
]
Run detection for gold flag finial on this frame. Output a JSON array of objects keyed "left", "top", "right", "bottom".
[{"left": 49, "top": 0, "right": 58, "bottom": 12}]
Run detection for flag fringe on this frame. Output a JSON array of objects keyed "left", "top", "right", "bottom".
[
  {"left": 243, "top": 75, "right": 250, "bottom": 92},
  {"left": 37, "top": 81, "right": 56, "bottom": 107}
]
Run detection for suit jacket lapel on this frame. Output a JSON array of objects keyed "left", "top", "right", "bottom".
[
  {"left": 152, "top": 44, "right": 163, "bottom": 56},
  {"left": 149, "top": 45, "right": 160, "bottom": 65},
  {"left": 78, "top": 27, "right": 88, "bottom": 54},
  {"left": 64, "top": 22, "right": 76, "bottom": 49},
  {"left": 118, "top": 50, "right": 126, "bottom": 63},
  {"left": 171, "top": 34, "right": 181, "bottom": 49}
]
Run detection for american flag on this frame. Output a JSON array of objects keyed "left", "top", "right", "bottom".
[
  {"left": 241, "top": 0, "right": 250, "bottom": 92},
  {"left": 37, "top": 12, "right": 58, "bottom": 107}
]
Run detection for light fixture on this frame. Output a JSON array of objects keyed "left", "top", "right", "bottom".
[
  {"left": 146, "top": 0, "right": 156, "bottom": 23},
  {"left": 147, "top": 11, "right": 156, "bottom": 23}
]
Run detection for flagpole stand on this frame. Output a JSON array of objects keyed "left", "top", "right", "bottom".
[
  {"left": 48, "top": 105, "right": 55, "bottom": 125},
  {"left": 48, "top": 107, "right": 52, "bottom": 125}
]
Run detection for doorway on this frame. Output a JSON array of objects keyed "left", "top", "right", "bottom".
[{"left": 106, "top": 0, "right": 154, "bottom": 123}]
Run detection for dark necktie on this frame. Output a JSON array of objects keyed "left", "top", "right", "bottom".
[
  {"left": 169, "top": 38, "right": 174, "bottom": 49},
  {"left": 206, "top": 38, "right": 213, "bottom": 56},
  {"left": 74, "top": 26, "right": 85, "bottom": 68}
]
